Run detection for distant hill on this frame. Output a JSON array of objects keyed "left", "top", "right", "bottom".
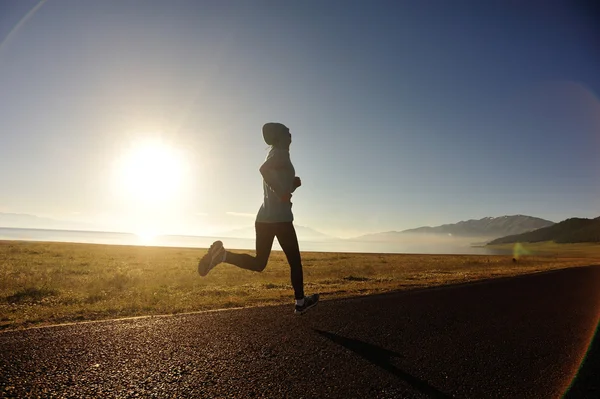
[
  {"left": 219, "top": 225, "right": 335, "bottom": 241},
  {"left": 0, "top": 212, "right": 55, "bottom": 227},
  {"left": 0, "top": 212, "right": 97, "bottom": 231},
  {"left": 402, "top": 215, "right": 554, "bottom": 237},
  {"left": 355, "top": 215, "right": 554, "bottom": 241},
  {"left": 488, "top": 217, "right": 600, "bottom": 245}
]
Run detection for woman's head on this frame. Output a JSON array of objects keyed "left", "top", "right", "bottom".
[{"left": 262, "top": 122, "right": 291, "bottom": 149}]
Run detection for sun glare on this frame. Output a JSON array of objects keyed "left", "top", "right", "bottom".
[
  {"left": 135, "top": 229, "right": 159, "bottom": 245},
  {"left": 113, "top": 138, "right": 187, "bottom": 207}
]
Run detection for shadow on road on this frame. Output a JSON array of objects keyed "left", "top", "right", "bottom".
[{"left": 314, "top": 329, "right": 453, "bottom": 399}]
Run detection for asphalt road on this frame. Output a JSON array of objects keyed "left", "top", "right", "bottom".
[{"left": 2, "top": 265, "right": 600, "bottom": 398}]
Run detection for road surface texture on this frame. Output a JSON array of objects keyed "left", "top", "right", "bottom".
[{"left": 2, "top": 265, "right": 600, "bottom": 398}]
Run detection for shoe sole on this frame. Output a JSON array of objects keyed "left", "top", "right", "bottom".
[
  {"left": 198, "top": 241, "right": 224, "bottom": 276},
  {"left": 197, "top": 257, "right": 211, "bottom": 276},
  {"left": 294, "top": 300, "right": 319, "bottom": 315}
]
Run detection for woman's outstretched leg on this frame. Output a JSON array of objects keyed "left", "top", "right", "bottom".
[
  {"left": 221, "top": 222, "right": 275, "bottom": 272},
  {"left": 198, "top": 223, "right": 275, "bottom": 276}
]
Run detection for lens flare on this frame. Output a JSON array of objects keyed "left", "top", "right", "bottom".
[
  {"left": 512, "top": 243, "right": 531, "bottom": 260},
  {"left": 0, "top": 1, "right": 47, "bottom": 57},
  {"left": 562, "top": 270, "right": 600, "bottom": 397}
]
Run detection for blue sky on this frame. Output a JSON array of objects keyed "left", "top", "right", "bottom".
[{"left": 0, "top": 0, "right": 599, "bottom": 238}]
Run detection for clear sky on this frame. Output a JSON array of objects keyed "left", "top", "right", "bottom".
[{"left": 1, "top": 0, "right": 599, "bottom": 238}]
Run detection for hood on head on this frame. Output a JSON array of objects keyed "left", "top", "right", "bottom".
[{"left": 262, "top": 122, "right": 289, "bottom": 147}]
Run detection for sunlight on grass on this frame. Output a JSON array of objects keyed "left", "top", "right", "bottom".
[{"left": 1, "top": 240, "right": 599, "bottom": 330}]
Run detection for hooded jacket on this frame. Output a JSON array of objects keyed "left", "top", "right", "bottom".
[{"left": 256, "top": 123, "right": 296, "bottom": 223}]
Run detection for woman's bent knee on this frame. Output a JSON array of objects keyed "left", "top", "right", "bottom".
[{"left": 253, "top": 258, "right": 268, "bottom": 272}]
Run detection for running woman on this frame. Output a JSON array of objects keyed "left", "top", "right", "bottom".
[{"left": 198, "top": 122, "right": 319, "bottom": 315}]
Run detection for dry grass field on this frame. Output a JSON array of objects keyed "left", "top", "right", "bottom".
[{"left": 1, "top": 240, "right": 600, "bottom": 330}]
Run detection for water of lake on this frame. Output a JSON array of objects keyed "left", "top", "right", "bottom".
[{"left": 0, "top": 228, "right": 510, "bottom": 255}]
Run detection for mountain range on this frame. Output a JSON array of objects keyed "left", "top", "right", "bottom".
[
  {"left": 488, "top": 217, "right": 600, "bottom": 245},
  {"left": 353, "top": 215, "right": 555, "bottom": 242},
  {"left": 2, "top": 213, "right": 558, "bottom": 243},
  {"left": 4, "top": 212, "right": 599, "bottom": 247}
]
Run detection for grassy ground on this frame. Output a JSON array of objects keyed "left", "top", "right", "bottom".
[{"left": 1, "top": 240, "right": 599, "bottom": 330}]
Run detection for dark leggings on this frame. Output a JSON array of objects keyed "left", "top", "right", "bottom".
[{"left": 225, "top": 222, "right": 304, "bottom": 300}]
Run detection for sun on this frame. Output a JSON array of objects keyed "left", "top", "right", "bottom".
[{"left": 113, "top": 138, "right": 186, "bottom": 207}]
